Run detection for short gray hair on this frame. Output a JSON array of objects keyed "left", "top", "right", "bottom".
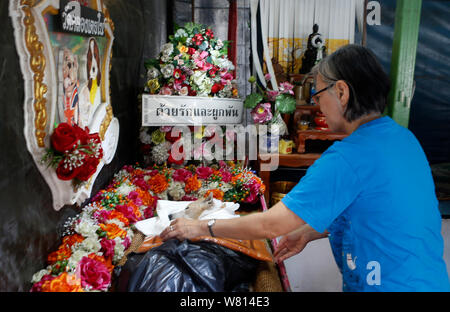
[{"left": 311, "top": 44, "right": 390, "bottom": 122}]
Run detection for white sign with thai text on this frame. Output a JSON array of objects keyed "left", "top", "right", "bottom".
[{"left": 142, "top": 95, "right": 243, "bottom": 126}]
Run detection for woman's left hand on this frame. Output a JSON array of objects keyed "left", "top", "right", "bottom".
[{"left": 160, "top": 218, "right": 207, "bottom": 241}]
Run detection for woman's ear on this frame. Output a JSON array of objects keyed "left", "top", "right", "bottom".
[{"left": 335, "top": 80, "right": 350, "bottom": 111}]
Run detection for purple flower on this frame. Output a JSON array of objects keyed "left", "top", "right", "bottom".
[{"left": 251, "top": 102, "right": 273, "bottom": 124}]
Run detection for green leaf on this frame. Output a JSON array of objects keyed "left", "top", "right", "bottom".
[
  {"left": 275, "top": 94, "right": 296, "bottom": 114},
  {"left": 244, "top": 93, "right": 263, "bottom": 109},
  {"left": 144, "top": 58, "right": 160, "bottom": 70}
]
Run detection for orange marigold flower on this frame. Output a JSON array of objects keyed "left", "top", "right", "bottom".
[
  {"left": 108, "top": 210, "right": 130, "bottom": 227},
  {"left": 231, "top": 173, "right": 243, "bottom": 183},
  {"left": 62, "top": 233, "right": 84, "bottom": 248},
  {"left": 42, "top": 273, "right": 83, "bottom": 292},
  {"left": 148, "top": 174, "right": 169, "bottom": 194},
  {"left": 99, "top": 223, "right": 127, "bottom": 240},
  {"left": 128, "top": 201, "right": 143, "bottom": 219},
  {"left": 47, "top": 245, "right": 72, "bottom": 265},
  {"left": 205, "top": 189, "right": 224, "bottom": 200},
  {"left": 88, "top": 253, "right": 114, "bottom": 273},
  {"left": 185, "top": 174, "right": 201, "bottom": 194},
  {"left": 136, "top": 189, "right": 155, "bottom": 207}
]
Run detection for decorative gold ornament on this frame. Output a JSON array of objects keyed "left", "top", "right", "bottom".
[{"left": 21, "top": 0, "right": 48, "bottom": 147}]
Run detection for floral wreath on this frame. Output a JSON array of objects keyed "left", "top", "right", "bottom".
[
  {"left": 30, "top": 162, "right": 265, "bottom": 292},
  {"left": 144, "top": 22, "right": 238, "bottom": 98}
]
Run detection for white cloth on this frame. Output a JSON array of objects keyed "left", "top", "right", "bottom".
[{"left": 134, "top": 199, "right": 240, "bottom": 236}]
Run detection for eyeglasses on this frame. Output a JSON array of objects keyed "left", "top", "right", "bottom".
[{"left": 311, "top": 83, "right": 335, "bottom": 105}]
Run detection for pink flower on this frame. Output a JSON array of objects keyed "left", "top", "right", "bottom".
[
  {"left": 179, "top": 86, "right": 189, "bottom": 96},
  {"left": 172, "top": 168, "right": 193, "bottom": 182},
  {"left": 243, "top": 182, "right": 261, "bottom": 204},
  {"left": 266, "top": 90, "right": 279, "bottom": 101},
  {"left": 144, "top": 207, "right": 154, "bottom": 219},
  {"left": 94, "top": 209, "right": 111, "bottom": 224},
  {"left": 196, "top": 166, "right": 213, "bottom": 180},
  {"left": 78, "top": 256, "right": 111, "bottom": 291},
  {"left": 100, "top": 238, "right": 116, "bottom": 259},
  {"left": 199, "top": 51, "right": 209, "bottom": 59},
  {"left": 30, "top": 274, "right": 55, "bottom": 292},
  {"left": 251, "top": 102, "right": 273, "bottom": 124},
  {"left": 133, "top": 178, "right": 149, "bottom": 191},
  {"left": 181, "top": 195, "right": 198, "bottom": 201},
  {"left": 116, "top": 204, "right": 138, "bottom": 223},
  {"left": 160, "top": 86, "right": 173, "bottom": 95},
  {"left": 279, "top": 82, "right": 294, "bottom": 95},
  {"left": 160, "top": 126, "right": 173, "bottom": 133},
  {"left": 219, "top": 169, "right": 232, "bottom": 183},
  {"left": 264, "top": 73, "right": 271, "bottom": 81},
  {"left": 122, "top": 237, "right": 131, "bottom": 250},
  {"left": 220, "top": 72, "right": 233, "bottom": 81}
]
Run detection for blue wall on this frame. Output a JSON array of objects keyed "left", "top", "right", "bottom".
[{"left": 366, "top": 0, "right": 450, "bottom": 164}]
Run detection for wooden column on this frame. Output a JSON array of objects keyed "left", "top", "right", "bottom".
[{"left": 387, "top": 0, "right": 422, "bottom": 127}]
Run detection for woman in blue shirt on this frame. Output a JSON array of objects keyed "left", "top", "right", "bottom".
[{"left": 161, "top": 44, "right": 450, "bottom": 291}]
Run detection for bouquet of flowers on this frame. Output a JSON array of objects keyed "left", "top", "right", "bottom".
[
  {"left": 30, "top": 162, "right": 265, "bottom": 292},
  {"left": 42, "top": 123, "right": 103, "bottom": 182},
  {"left": 139, "top": 125, "right": 238, "bottom": 167},
  {"left": 244, "top": 74, "right": 297, "bottom": 130},
  {"left": 144, "top": 22, "right": 238, "bottom": 98}
]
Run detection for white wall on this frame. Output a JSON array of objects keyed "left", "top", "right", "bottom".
[{"left": 283, "top": 219, "right": 450, "bottom": 292}]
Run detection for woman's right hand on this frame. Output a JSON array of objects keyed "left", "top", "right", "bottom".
[{"left": 273, "top": 224, "right": 328, "bottom": 262}]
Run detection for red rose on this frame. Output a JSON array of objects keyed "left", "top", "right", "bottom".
[
  {"left": 193, "top": 33, "right": 204, "bottom": 45},
  {"left": 187, "top": 48, "right": 196, "bottom": 55},
  {"left": 51, "top": 123, "right": 80, "bottom": 153},
  {"left": 75, "top": 155, "right": 100, "bottom": 181},
  {"left": 73, "top": 125, "right": 90, "bottom": 145},
  {"left": 211, "top": 83, "right": 224, "bottom": 94},
  {"left": 56, "top": 159, "right": 81, "bottom": 180}
]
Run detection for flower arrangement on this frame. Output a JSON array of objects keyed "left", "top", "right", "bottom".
[
  {"left": 30, "top": 162, "right": 265, "bottom": 292},
  {"left": 42, "top": 123, "right": 103, "bottom": 183},
  {"left": 144, "top": 22, "right": 238, "bottom": 98},
  {"left": 244, "top": 74, "right": 297, "bottom": 128}
]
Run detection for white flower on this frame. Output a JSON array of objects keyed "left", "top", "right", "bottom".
[
  {"left": 215, "top": 39, "right": 224, "bottom": 50},
  {"left": 75, "top": 218, "right": 99, "bottom": 238},
  {"left": 168, "top": 181, "right": 185, "bottom": 201},
  {"left": 146, "top": 67, "right": 160, "bottom": 80},
  {"left": 161, "top": 43, "right": 174, "bottom": 56},
  {"left": 191, "top": 71, "right": 206, "bottom": 86},
  {"left": 139, "top": 128, "right": 152, "bottom": 144},
  {"left": 151, "top": 141, "right": 171, "bottom": 164},
  {"left": 79, "top": 236, "right": 101, "bottom": 253},
  {"left": 161, "top": 64, "right": 175, "bottom": 79},
  {"left": 116, "top": 183, "right": 136, "bottom": 197},
  {"left": 113, "top": 237, "right": 125, "bottom": 262},
  {"left": 31, "top": 269, "right": 51, "bottom": 283},
  {"left": 160, "top": 54, "right": 172, "bottom": 63},
  {"left": 68, "top": 249, "right": 90, "bottom": 269},
  {"left": 174, "top": 28, "right": 188, "bottom": 38},
  {"left": 179, "top": 86, "right": 189, "bottom": 96}
]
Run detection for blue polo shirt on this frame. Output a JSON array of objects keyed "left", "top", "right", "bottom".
[{"left": 282, "top": 116, "right": 450, "bottom": 291}]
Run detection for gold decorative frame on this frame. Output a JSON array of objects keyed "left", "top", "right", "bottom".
[{"left": 9, "top": 0, "right": 119, "bottom": 210}]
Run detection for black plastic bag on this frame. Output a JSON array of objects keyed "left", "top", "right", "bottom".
[{"left": 120, "top": 239, "right": 260, "bottom": 292}]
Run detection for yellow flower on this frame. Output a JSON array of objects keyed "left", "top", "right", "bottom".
[
  {"left": 147, "top": 79, "right": 160, "bottom": 94},
  {"left": 178, "top": 43, "right": 188, "bottom": 54}
]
